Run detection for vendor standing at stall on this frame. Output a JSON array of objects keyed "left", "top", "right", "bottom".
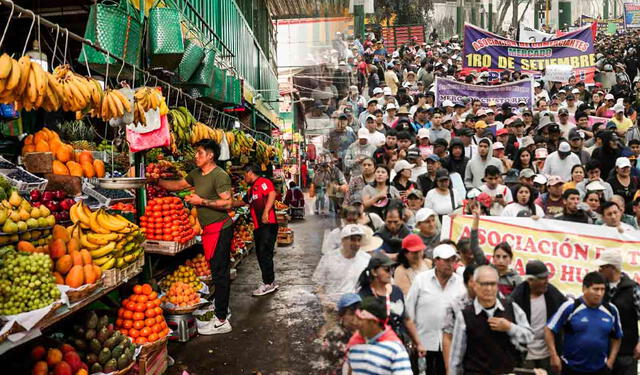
[
  {"left": 158, "top": 139, "right": 233, "bottom": 335},
  {"left": 239, "top": 164, "right": 279, "bottom": 296}
]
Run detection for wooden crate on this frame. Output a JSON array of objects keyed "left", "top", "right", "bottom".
[
  {"left": 136, "top": 340, "right": 168, "bottom": 375},
  {"left": 44, "top": 174, "right": 82, "bottom": 196},
  {"left": 277, "top": 231, "right": 294, "bottom": 246},
  {"left": 23, "top": 152, "right": 53, "bottom": 174},
  {"left": 143, "top": 237, "right": 197, "bottom": 255}
]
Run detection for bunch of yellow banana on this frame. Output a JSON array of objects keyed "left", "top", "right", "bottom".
[
  {"left": 133, "top": 86, "right": 167, "bottom": 125},
  {"left": 52, "top": 64, "right": 102, "bottom": 113},
  {"left": 229, "top": 130, "right": 253, "bottom": 158},
  {"left": 68, "top": 202, "right": 145, "bottom": 270},
  {"left": 255, "top": 140, "right": 275, "bottom": 165},
  {"left": 0, "top": 54, "right": 30, "bottom": 105},
  {"left": 100, "top": 89, "right": 131, "bottom": 121},
  {"left": 190, "top": 122, "right": 217, "bottom": 144}
]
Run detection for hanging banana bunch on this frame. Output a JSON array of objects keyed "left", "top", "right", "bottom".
[
  {"left": 133, "top": 86, "right": 168, "bottom": 125},
  {"left": 168, "top": 107, "right": 195, "bottom": 149}
]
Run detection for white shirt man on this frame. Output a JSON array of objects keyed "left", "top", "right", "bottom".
[
  {"left": 406, "top": 244, "right": 466, "bottom": 354},
  {"left": 312, "top": 224, "right": 371, "bottom": 302},
  {"left": 541, "top": 141, "right": 581, "bottom": 181}
]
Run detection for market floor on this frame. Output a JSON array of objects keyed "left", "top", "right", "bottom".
[{"left": 167, "top": 208, "right": 339, "bottom": 375}]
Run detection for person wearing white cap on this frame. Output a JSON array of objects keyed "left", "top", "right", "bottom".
[
  {"left": 596, "top": 93, "right": 616, "bottom": 118},
  {"left": 607, "top": 157, "right": 638, "bottom": 213},
  {"left": 344, "top": 85, "right": 366, "bottom": 117},
  {"left": 541, "top": 141, "right": 581, "bottom": 181},
  {"left": 383, "top": 103, "right": 397, "bottom": 127},
  {"left": 611, "top": 102, "right": 634, "bottom": 136},
  {"left": 597, "top": 248, "right": 640, "bottom": 375},
  {"left": 406, "top": 243, "right": 465, "bottom": 375},
  {"left": 344, "top": 128, "right": 377, "bottom": 177},
  {"left": 392, "top": 159, "right": 419, "bottom": 196},
  {"left": 358, "top": 98, "right": 379, "bottom": 128},
  {"left": 384, "top": 63, "right": 400, "bottom": 95},
  {"left": 312, "top": 224, "right": 371, "bottom": 303}
]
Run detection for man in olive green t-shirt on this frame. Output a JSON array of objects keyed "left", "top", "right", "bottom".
[{"left": 159, "top": 140, "right": 233, "bottom": 335}]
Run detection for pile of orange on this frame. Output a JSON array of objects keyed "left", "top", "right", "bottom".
[
  {"left": 115, "top": 283, "right": 169, "bottom": 344},
  {"left": 162, "top": 282, "right": 200, "bottom": 307},
  {"left": 185, "top": 254, "right": 211, "bottom": 277},
  {"left": 139, "top": 197, "right": 196, "bottom": 243}
]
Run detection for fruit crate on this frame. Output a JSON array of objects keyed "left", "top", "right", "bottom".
[
  {"left": 1, "top": 167, "right": 47, "bottom": 192},
  {"left": 83, "top": 182, "right": 135, "bottom": 207},
  {"left": 143, "top": 237, "right": 197, "bottom": 255},
  {"left": 0, "top": 155, "right": 17, "bottom": 174},
  {"left": 136, "top": 338, "right": 168, "bottom": 375},
  {"left": 22, "top": 152, "right": 53, "bottom": 174},
  {"left": 103, "top": 256, "right": 144, "bottom": 287},
  {"left": 277, "top": 230, "right": 294, "bottom": 246}
]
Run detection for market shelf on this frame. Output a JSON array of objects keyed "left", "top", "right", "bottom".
[{"left": 0, "top": 274, "right": 138, "bottom": 355}]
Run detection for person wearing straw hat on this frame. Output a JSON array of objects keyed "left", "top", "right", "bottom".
[{"left": 597, "top": 248, "right": 640, "bottom": 375}]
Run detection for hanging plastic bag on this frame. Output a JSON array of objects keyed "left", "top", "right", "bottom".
[
  {"left": 219, "top": 130, "right": 230, "bottom": 161},
  {"left": 126, "top": 113, "right": 170, "bottom": 152},
  {"left": 109, "top": 87, "right": 134, "bottom": 127}
]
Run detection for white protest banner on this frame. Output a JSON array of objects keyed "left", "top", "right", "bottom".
[
  {"left": 518, "top": 25, "right": 554, "bottom": 42},
  {"left": 543, "top": 64, "right": 574, "bottom": 82}
]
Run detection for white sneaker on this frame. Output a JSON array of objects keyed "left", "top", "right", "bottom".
[
  {"left": 252, "top": 283, "right": 279, "bottom": 296},
  {"left": 198, "top": 318, "right": 232, "bottom": 335}
]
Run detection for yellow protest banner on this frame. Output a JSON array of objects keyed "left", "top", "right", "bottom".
[{"left": 441, "top": 215, "right": 640, "bottom": 296}]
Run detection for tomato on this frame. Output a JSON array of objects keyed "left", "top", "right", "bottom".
[
  {"left": 135, "top": 337, "right": 147, "bottom": 344},
  {"left": 134, "top": 303, "right": 146, "bottom": 312},
  {"left": 163, "top": 216, "right": 172, "bottom": 223},
  {"left": 145, "top": 301, "right": 155, "bottom": 310},
  {"left": 133, "top": 312, "right": 145, "bottom": 321},
  {"left": 140, "top": 327, "right": 152, "bottom": 337},
  {"left": 145, "top": 317, "right": 156, "bottom": 327},
  {"left": 123, "top": 320, "right": 133, "bottom": 329},
  {"left": 152, "top": 211, "right": 162, "bottom": 217},
  {"left": 133, "top": 285, "right": 143, "bottom": 295},
  {"left": 133, "top": 320, "right": 145, "bottom": 330},
  {"left": 154, "top": 306, "right": 163, "bottom": 316},
  {"left": 163, "top": 235, "right": 172, "bottom": 241},
  {"left": 140, "top": 216, "right": 148, "bottom": 222},
  {"left": 129, "top": 328, "right": 140, "bottom": 338},
  {"left": 152, "top": 324, "right": 163, "bottom": 334},
  {"left": 145, "top": 308, "right": 156, "bottom": 318},
  {"left": 125, "top": 301, "right": 136, "bottom": 311},
  {"left": 146, "top": 234, "right": 155, "bottom": 240},
  {"left": 155, "top": 315, "right": 164, "bottom": 324},
  {"left": 163, "top": 227, "right": 172, "bottom": 234},
  {"left": 117, "top": 308, "right": 125, "bottom": 318},
  {"left": 154, "top": 298, "right": 162, "bottom": 307},
  {"left": 116, "top": 318, "right": 123, "bottom": 327},
  {"left": 148, "top": 333, "right": 159, "bottom": 342},
  {"left": 161, "top": 328, "right": 170, "bottom": 337},
  {"left": 119, "top": 329, "right": 129, "bottom": 336},
  {"left": 137, "top": 295, "right": 148, "bottom": 304}
]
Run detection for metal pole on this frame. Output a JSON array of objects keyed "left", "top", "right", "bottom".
[
  {"left": 546, "top": 0, "right": 550, "bottom": 29},
  {"left": 488, "top": 0, "right": 493, "bottom": 32}
]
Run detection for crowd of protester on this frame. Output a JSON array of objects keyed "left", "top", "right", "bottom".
[{"left": 307, "top": 28, "right": 640, "bottom": 375}]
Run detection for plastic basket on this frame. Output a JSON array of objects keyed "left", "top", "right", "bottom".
[
  {"left": 0, "top": 155, "right": 17, "bottom": 175},
  {"left": 83, "top": 182, "right": 135, "bottom": 207},
  {"left": 2, "top": 167, "right": 47, "bottom": 192},
  {"left": 143, "top": 237, "right": 197, "bottom": 255}
]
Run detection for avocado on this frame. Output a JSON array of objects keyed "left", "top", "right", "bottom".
[
  {"left": 123, "top": 347, "right": 134, "bottom": 362},
  {"left": 98, "top": 347, "right": 112, "bottom": 365},
  {"left": 111, "top": 331, "right": 124, "bottom": 346},
  {"left": 97, "top": 315, "right": 109, "bottom": 330},
  {"left": 117, "top": 354, "right": 130, "bottom": 370},
  {"left": 96, "top": 326, "right": 110, "bottom": 343},
  {"left": 103, "top": 358, "right": 117, "bottom": 373},
  {"left": 89, "top": 338, "right": 102, "bottom": 355},
  {"left": 111, "top": 344, "right": 124, "bottom": 360},
  {"left": 84, "top": 328, "right": 96, "bottom": 341},
  {"left": 86, "top": 311, "right": 98, "bottom": 329},
  {"left": 103, "top": 336, "right": 117, "bottom": 350},
  {"left": 85, "top": 353, "right": 98, "bottom": 365},
  {"left": 90, "top": 363, "right": 102, "bottom": 373},
  {"left": 72, "top": 338, "right": 87, "bottom": 351}
]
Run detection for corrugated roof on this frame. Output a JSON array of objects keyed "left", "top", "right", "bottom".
[{"left": 266, "top": 0, "right": 349, "bottom": 19}]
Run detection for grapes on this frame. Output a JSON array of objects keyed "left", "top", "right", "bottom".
[{"left": 0, "top": 251, "right": 59, "bottom": 315}]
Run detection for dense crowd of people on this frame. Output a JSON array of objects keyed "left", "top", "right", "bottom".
[{"left": 306, "top": 28, "right": 640, "bottom": 375}]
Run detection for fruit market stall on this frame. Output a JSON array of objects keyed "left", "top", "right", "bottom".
[{"left": 0, "top": 0, "right": 286, "bottom": 372}]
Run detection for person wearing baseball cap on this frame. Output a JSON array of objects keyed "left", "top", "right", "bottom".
[
  {"left": 312, "top": 224, "right": 371, "bottom": 302},
  {"left": 337, "top": 293, "right": 362, "bottom": 331},
  {"left": 534, "top": 175, "right": 565, "bottom": 217},
  {"left": 392, "top": 159, "right": 418, "bottom": 195},
  {"left": 596, "top": 248, "right": 640, "bottom": 375},
  {"left": 346, "top": 297, "right": 412, "bottom": 374},
  {"left": 611, "top": 102, "right": 634, "bottom": 136},
  {"left": 609, "top": 157, "right": 637, "bottom": 213},
  {"left": 344, "top": 128, "right": 377, "bottom": 177},
  {"left": 394, "top": 234, "right": 431, "bottom": 295},
  {"left": 541, "top": 141, "right": 581, "bottom": 181},
  {"left": 406, "top": 243, "right": 464, "bottom": 373}
]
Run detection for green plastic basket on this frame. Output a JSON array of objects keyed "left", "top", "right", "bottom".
[
  {"left": 149, "top": 6, "right": 184, "bottom": 70},
  {"left": 175, "top": 37, "right": 205, "bottom": 82}
]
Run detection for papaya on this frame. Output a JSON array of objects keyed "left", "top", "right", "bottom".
[
  {"left": 93, "top": 159, "right": 106, "bottom": 178},
  {"left": 49, "top": 238, "right": 67, "bottom": 259},
  {"left": 52, "top": 160, "right": 69, "bottom": 175},
  {"left": 52, "top": 224, "right": 70, "bottom": 243},
  {"left": 78, "top": 151, "right": 94, "bottom": 164},
  {"left": 49, "top": 139, "right": 62, "bottom": 155},
  {"left": 52, "top": 271, "right": 64, "bottom": 284},
  {"left": 22, "top": 144, "right": 35, "bottom": 154},
  {"left": 67, "top": 161, "right": 83, "bottom": 177},
  {"left": 55, "top": 254, "right": 73, "bottom": 274},
  {"left": 24, "top": 134, "right": 34, "bottom": 145},
  {"left": 35, "top": 140, "right": 49, "bottom": 152},
  {"left": 81, "top": 161, "right": 95, "bottom": 178},
  {"left": 56, "top": 144, "right": 73, "bottom": 163},
  {"left": 16, "top": 241, "right": 36, "bottom": 253},
  {"left": 92, "top": 264, "right": 102, "bottom": 279},
  {"left": 84, "top": 264, "right": 97, "bottom": 284},
  {"left": 70, "top": 250, "right": 83, "bottom": 266},
  {"left": 33, "top": 131, "right": 48, "bottom": 145},
  {"left": 65, "top": 265, "right": 84, "bottom": 288},
  {"left": 67, "top": 238, "right": 80, "bottom": 253},
  {"left": 79, "top": 249, "right": 92, "bottom": 265}
]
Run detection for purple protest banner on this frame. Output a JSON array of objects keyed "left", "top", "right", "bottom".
[
  {"left": 463, "top": 23, "right": 596, "bottom": 83},
  {"left": 434, "top": 77, "right": 534, "bottom": 107}
]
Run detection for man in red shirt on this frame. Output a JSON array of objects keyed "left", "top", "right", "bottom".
[{"left": 244, "top": 164, "right": 279, "bottom": 296}]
